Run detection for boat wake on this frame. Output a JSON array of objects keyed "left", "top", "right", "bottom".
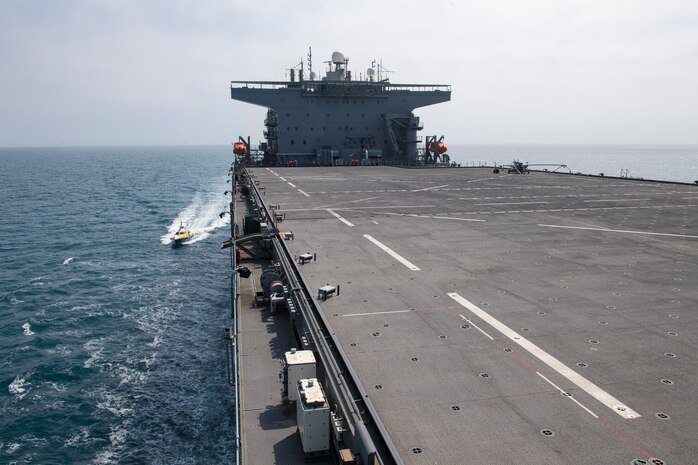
[{"left": 160, "top": 186, "right": 230, "bottom": 245}]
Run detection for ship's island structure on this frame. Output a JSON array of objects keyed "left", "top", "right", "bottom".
[{"left": 231, "top": 50, "right": 451, "bottom": 166}]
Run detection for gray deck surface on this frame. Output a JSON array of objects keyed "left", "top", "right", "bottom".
[{"left": 247, "top": 166, "right": 697, "bottom": 465}]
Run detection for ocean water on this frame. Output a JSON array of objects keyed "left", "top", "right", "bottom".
[
  {"left": 1, "top": 144, "right": 695, "bottom": 464},
  {"left": 448, "top": 144, "right": 698, "bottom": 184},
  {"left": 0, "top": 146, "right": 236, "bottom": 464}
]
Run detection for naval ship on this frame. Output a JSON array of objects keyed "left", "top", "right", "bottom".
[{"left": 224, "top": 51, "right": 697, "bottom": 465}]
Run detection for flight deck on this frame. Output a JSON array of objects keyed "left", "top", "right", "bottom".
[{"left": 245, "top": 166, "right": 697, "bottom": 465}]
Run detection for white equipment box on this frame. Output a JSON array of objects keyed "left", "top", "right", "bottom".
[
  {"left": 283, "top": 349, "right": 316, "bottom": 401},
  {"left": 296, "top": 378, "right": 330, "bottom": 455}
]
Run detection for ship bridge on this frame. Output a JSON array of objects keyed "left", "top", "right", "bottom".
[{"left": 230, "top": 51, "right": 451, "bottom": 165}]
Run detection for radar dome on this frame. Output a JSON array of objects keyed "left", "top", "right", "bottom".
[
  {"left": 331, "top": 51, "right": 345, "bottom": 64},
  {"left": 366, "top": 68, "right": 376, "bottom": 77},
  {"left": 309, "top": 71, "right": 317, "bottom": 80}
]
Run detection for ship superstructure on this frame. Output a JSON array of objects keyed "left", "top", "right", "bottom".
[{"left": 230, "top": 51, "right": 450, "bottom": 165}]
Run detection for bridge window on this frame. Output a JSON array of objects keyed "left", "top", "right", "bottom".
[
  {"left": 291, "top": 140, "right": 295, "bottom": 145},
  {"left": 303, "top": 140, "right": 307, "bottom": 145}
]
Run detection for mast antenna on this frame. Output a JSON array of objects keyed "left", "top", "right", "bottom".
[{"left": 308, "top": 46, "right": 313, "bottom": 73}]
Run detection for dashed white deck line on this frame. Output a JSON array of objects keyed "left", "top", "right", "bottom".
[
  {"left": 448, "top": 292, "right": 640, "bottom": 420},
  {"left": 287, "top": 182, "right": 297, "bottom": 188},
  {"left": 459, "top": 314, "right": 493, "bottom": 340},
  {"left": 363, "top": 234, "right": 420, "bottom": 271},
  {"left": 326, "top": 209, "right": 354, "bottom": 227},
  {"left": 474, "top": 201, "right": 549, "bottom": 206},
  {"left": 412, "top": 184, "right": 449, "bottom": 192},
  {"left": 583, "top": 199, "right": 649, "bottom": 203},
  {"left": 371, "top": 221, "right": 379, "bottom": 225},
  {"left": 279, "top": 177, "right": 287, "bottom": 181},
  {"left": 536, "top": 372, "right": 599, "bottom": 419},
  {"left": 335, "top": 204, "right": 436, "bottom": 210},
  {"left": 539, "top": 224, "right": 698, "bottom": 239},
  {"left": 298, "top": 189, "right": 310, "bottom": 197},
  {"left": 429, "top": 216, "right": 485, "bottom": 222},
  {"left": 343, "top": 309, "right": 411, "bottom": 317}
]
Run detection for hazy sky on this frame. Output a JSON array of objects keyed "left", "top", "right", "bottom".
[{"left": 1, "top": 0, "right": 697, "bottom": 146}]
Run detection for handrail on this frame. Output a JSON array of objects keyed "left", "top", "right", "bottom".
[
  {"left": 229, "top": 161, "right": 242, "bottom": 465},
  {"left": 231, "top": 80, "right": 451, "bottom": 93}
]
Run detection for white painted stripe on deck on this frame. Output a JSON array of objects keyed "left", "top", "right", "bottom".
[
  {"left": 287, "top": 182, "right": 297, "bottom": 188},
  {"left": 448, "top": 292, "right": 640, "bottom": 419},
  {"left": 539, "top": 224, "right": 698, "bottom": 239},
  {"left": 343, "top": 309, "right": 411, "bottom": 317},
  {"left": 326, "top": 209, "right": 354, "bottom": 227},
  {"left": 363, "top": 234, "right": 420, "bottom": 271},
  {"left": 459, "top": 314, "right": 493, "bottom": 340},
  {"left": 583, "top": 199, "right": 649, "bottom": 203},
  {"left": 430, "top": 216, "right": 486, "bottom": 222},
  {"left": 298, "top": 189, "right": 310, "bottom": 197},
  {"left": 412, "top": 184, "right": 449, "bottom": 192},
  {"left": 371, "top": 220, "right": 379, "bottom": 224},
  {"left": 536, "top": 372, "right": 599, "bottom": 418},
  {"left": 279, "top": 176, "right": 287, "bottom": 181},
  {"left": 474, "top": 201, "right": 548, "bottom": 206}
]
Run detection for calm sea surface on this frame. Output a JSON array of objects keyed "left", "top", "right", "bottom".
[
  {"left": 0, "top": 144, "right": 696, "bottom": 464},
  {"left": 449, "top": 144, "right": 698, "bottom": 183}
]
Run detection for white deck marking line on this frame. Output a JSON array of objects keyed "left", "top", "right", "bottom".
[
  {"left": 287, "top": 182, "right": 297, "bottom": 188},
  {"left": 371, "top": 220, "right": 379, "bottom": 224},
  {"left": 536, "top": 371, "right": 598, "bottom": 418},
  {"left": 315, "top": 196, "right": 381, "bottom": 210},
  {"left": 412, "top": 184, "right": 449, "bottom": 192},
  {"left": 583, "top": 199, "right": 649, "bottom": 203},
  {"left": 363, "top": 234, "right": 420, "bottom": 271},
  {"left": 448, "top": 292, "right": 640, "bottom": 419},
  {"left": 279, "top": 177, "right": 287, "bottom": 181},
  {"left": 474, "top": 201, "right": 548, "bottom": 206},
  {"left": 326, "top": 209, "right": 354, "bottom": 227},
  {"left": 430, "top": 216, "right": 485, "bottom": 222},
  {"left": 539, "top": 224, "right": 698, "bottom": 239},
  {"left": 364, "top": 211, "right": 485, "bottom": 222},
  {"left": 343, "top": 309, "right": 411, "bottom": 317},
  {"left": 297, "top": 189, "right": 310, "bottom": 197},
  {"left": 334, "top": 204, "right": 436, "bottom": 210},
  {"left": 459, "top": 314, "right": 493, "bottom": 340}
]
